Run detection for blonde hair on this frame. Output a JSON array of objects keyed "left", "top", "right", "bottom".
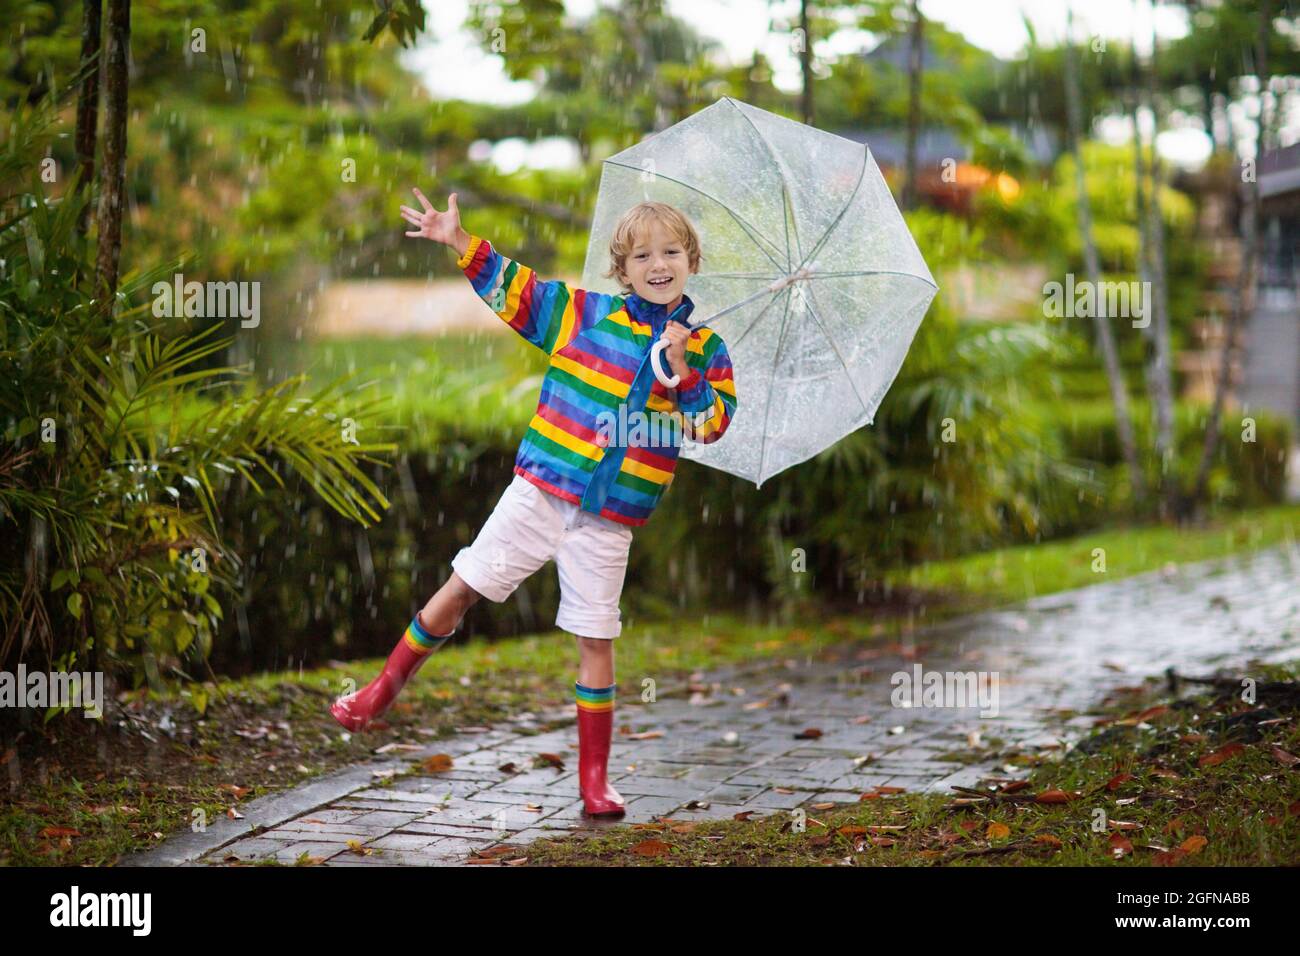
[{"left": 602, "top": 201, "right": 703, "bottom": 294}]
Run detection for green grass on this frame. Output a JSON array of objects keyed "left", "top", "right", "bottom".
[{"left": 885, "top": 502, "right": 1300, "bottom": 607}]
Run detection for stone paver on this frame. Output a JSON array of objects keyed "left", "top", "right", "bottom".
[{"left": 137, "top": 546, "right": 1299, "bottom": 867}]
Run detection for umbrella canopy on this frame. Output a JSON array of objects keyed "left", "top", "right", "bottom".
[{"left": 580, "top": 96, "right": 939, "bottom": 488}]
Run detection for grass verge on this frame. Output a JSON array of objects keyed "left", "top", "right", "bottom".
[{"left": 885, "top": 502, "right": 1300, "bottom": 608}]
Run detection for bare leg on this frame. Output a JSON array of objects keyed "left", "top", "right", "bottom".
[
  {"left": 418, "top": 571, "right": 483, "bottom": 636},
  {"left": 576, "top": 635, "right": 615, "bottom": 687}
]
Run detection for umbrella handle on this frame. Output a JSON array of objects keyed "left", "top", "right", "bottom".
[{"left": 649, "top": 338, "right": 680, "bottom": 388}]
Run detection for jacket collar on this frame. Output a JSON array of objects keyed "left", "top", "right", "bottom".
[{"left": 624, "top": 291, "right": 695, "bottom": 332}]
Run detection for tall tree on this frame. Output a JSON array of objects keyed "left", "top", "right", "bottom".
[
  {"left": 1136, "top": 3, "right": 1176, "bottom": 518},
  {"left": 73, "top": 0, "right": 102, "bottom": 241},
  {"left": 1191, "top": 0, "right": 1274, "bottom": 509},
  {"left": 1063, "top": 5, "right": 1146, "bottom": 504},
  {"left": 93, "top": 0, "right": 129, "bottom": 308},
  {"left": 1130, "top": 26, "right": 1155, "bottom": 434},
  {"left": 799, "top": 0, "right": 814, "bottom": 124},
  {"left": 901, "top": 0, "right": 924, "bottom": 210}
]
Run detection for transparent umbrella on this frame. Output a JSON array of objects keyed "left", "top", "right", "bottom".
[{"left": 580, "top": 96, "right": 939, "bottom": 488}]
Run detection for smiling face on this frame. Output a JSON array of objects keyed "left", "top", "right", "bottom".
[{"left": 618, "top": 219, "right": 695, "bottom": 309}]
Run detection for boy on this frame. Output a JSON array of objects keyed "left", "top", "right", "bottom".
[{"left": 331, "top": 190, "right": 737, "bottom": 816}]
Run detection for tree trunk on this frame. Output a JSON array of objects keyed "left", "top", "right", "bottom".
[
  {"left": 799, "top": 0, "right": 813, "bottom": 126},
  {"left": 1065, "top": 7, "right": 1145, "bottom": 505},
  {"left": 902, "top": 0, "right": 922, "bottom": 210},
  {"left": 94, "top": 0, "right": 129, "bottom": 310},
  {"left": 1143, "top": 15, "right": 1177, "bottom": 518},
  {"left": 1191, "top": 0, "right": 1272, "bottom": 508},
  {"left": 74, "top": 0, "right": 102, "bottom": 241},
  {"left": 1132, "top": 71, "right": 1156, "bottom": 468},
  {"left": 1200, "top": 78, "right": 1216, "bottom": 153}
]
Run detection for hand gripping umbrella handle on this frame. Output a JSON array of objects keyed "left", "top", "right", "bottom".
[
  {"left": 650, "top": 338, "right": 680, "bottom": 388},
  {"left": 651, "top": 263, "right": 817, "bottom": 389}
]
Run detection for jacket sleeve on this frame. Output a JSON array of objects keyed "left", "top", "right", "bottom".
[
  {"left": 456, "top": 234, "right": 611, "bottom": 355},
  {"left": 672, "top": 327, "right": 737, "bottom": 445}
]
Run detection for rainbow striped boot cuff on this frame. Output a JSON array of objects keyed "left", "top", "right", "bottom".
[
  {"left": 575, "top": 681, "right": 616, "bottom": 713},
  {"left": 402, "top": 615, "right": 452, "bottom": 655}
]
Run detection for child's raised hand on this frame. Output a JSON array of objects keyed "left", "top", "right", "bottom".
[{"left": 400, "top": 188, "right": 468, "bottom": 253}]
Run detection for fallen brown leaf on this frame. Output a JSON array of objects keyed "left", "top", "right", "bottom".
[
  {"left": 1269, "top": 747, "right": 1298, "bottom": 768},
  {"left": 1035, "top": 789, "right": 1078, "bottom": 804},
  {"left": 420, "top": 754, "right": 454, "bottom": 773},
  {"left": 38, "top": 826, "right": 80, "bottom": 838},
  {"left": 1179, "top": 835, "right": 1208, "bottom": 855},
  {"left": 1198, "top": 743, "right": 1245, "bottom": 768},
  {"left": 472, "top": 845, "right": 522, "bottom": 859},
  {"left": 631, "top": 839, "right": 672, "bottom": 857}
]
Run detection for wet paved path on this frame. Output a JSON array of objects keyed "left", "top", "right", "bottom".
[{"left": 125, "top": 545, "right": 1300, "bottom": 866}]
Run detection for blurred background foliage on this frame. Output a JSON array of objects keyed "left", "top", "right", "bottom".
[{"left": 1, "top": 0, "right": 1293, "bottom": 685}]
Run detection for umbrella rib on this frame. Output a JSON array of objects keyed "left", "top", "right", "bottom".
[
  {"left": 696, "top": 272, "right": 786, "bottom": 280},
  {"left": 756, "top": 289, "right": 797, "bottom": 483},
  {"left": 794, "top": 145, "right": 870, "bottom": 274},
  {"left": 804, "top": 269, "right": 940, "bottom": 288},
  {"left": 728, "top": 98, "right": 798, "bottom": 270},
  {"left": 722, "top": 105, "right": 870, "bottom": 280},
  {"left": 602, "top": 160, "right": 787, "bottom": 272},
  {"left": 727, "top": 282, "right": 789, "bottom": 351},
  {"left": 782, "top": 179, "right": 796, "bottom": 272},
  {"left": 802, "top": 283, "right": 871, "bottom": 420}
]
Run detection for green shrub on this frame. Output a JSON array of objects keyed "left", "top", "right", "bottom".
[
  {"left": 1035, "top": 398, "right": 1292, "bottom": 513},
  {"left": 0, "top": 86, "right": 392, "bottom": 699}
]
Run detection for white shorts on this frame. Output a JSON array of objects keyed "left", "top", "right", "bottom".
[{"left": 450, "top": 473, "right": 634, "bottom": 640}]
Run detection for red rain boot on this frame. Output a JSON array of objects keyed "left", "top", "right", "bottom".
[
  {"left": 575, "top": 681, "right": 625, "bottom": 816},
  {"left": 330, "top": 614, "right": 453, "bottom": 732}
]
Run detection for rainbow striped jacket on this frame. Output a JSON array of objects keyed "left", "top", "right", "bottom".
[{"left": 457, "top": 234, "right": 738, "bottom": 527}]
